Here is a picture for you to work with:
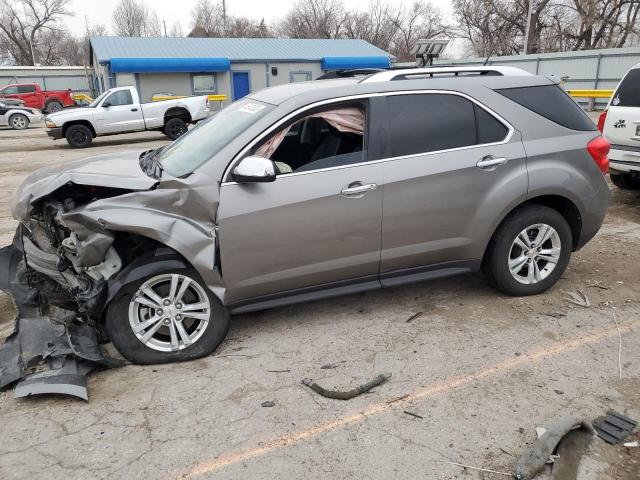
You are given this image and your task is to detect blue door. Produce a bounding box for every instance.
[232,72,250,101]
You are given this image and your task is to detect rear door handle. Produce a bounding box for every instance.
[476,156,508,170]
[341,182,377,198]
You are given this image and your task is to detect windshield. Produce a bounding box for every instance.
[89,90,110,108]
[159,98,274,177]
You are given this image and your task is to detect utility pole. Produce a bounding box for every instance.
[523,0,534,55]
[222,0,227,37]
[163,20,167,37]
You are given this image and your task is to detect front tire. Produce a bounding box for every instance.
[610,172,640,190]
[9,113,29,130]
[65,124,93,148]
[164,117,187,140]
[483,205,572,296]
[105,268,229,364]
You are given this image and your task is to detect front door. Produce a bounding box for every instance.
[379,92,528,283]
[217,101,383,305]
[232,72,250,101]
[95,89,144,134]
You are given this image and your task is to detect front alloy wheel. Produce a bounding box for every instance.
[106,267,229,364]
[508,224,561,285]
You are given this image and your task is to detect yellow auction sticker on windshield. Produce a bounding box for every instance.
[239,103,266,114]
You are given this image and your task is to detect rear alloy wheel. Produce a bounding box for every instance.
[106,269,229,364]
[65,124,93,148]
[164,117,187,140]
[610,172,640,190]
[9,113,29,130]
[483,205,572,296]
[46,101,63,113]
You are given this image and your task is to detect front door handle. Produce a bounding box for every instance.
[340,181,377,198]
[476,156,508,170]
[131,108,139,112]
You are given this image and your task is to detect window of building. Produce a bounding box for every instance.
[104,90,133,106]
[290,72,312,83]
[193,74,217,94]
[387,94,477,157]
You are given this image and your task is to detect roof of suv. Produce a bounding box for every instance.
[249,66,556,106]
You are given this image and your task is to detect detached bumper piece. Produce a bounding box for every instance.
[0,317,123,400]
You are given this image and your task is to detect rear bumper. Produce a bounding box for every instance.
[46,127,63,140]
[609,144,640,172]
[575,175,610,251]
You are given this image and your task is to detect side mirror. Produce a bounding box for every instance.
[102,101,111,108]
[232,155,276,183]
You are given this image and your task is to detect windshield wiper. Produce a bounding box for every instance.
[139,147,164,179]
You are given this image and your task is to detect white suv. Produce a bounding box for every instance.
[600,63,640,189]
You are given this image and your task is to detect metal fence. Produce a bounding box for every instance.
[0,67,92,94]
[435,46,640,108]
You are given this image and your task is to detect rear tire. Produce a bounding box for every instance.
[163,117,187,140]
[46,100,63,113]
[610,172,640,190]
[8,113,29,130]
[482,205,572,296]
[105,268,229,364]
[65,124,93,148]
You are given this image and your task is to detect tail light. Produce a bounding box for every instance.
[597,109,607,132]
[587,136,610,174]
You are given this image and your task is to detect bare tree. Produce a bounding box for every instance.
[111,0,160,37]
[276,0,347,38]
[344,0,401,51]
[0,0,72,65]
[391,1,448,61]
[189,0,224,37]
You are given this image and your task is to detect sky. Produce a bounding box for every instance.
[66,0,456,37]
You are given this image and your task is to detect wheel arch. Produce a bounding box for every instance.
[62,120,97,138]
[483,194,582,265]
[164,107,191,125]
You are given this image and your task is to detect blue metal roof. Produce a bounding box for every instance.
[90,36,391,64]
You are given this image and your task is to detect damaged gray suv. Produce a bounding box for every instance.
[1,66,610,367]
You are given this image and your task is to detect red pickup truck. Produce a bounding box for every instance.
[0,83,75,113]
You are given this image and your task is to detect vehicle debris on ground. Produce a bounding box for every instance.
[302,373,391,400]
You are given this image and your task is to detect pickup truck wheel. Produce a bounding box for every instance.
[46,100,63,113]
[164,118,187,140]
[65,124,93,148]
[610,172,640,190]
[9,113,29,130]
[105,269,229,364]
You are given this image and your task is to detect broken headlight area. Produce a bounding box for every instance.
[0,187,131,400]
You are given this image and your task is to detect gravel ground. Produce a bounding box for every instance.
[0,124,638,480]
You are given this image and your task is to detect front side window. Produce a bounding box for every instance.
[193,74,216,94]
[253,103,367,174]
[104,90,133,107]
[612,68,640,108]
[1,86,19,95]
[388,94,477,157]
[159,98,273,177]
[18,85,36,93]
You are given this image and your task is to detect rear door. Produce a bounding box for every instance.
[95,89,144,134]
[605,68,640,165]
[379,92,527,284]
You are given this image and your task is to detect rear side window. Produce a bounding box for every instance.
[18,85,36,93]
[388,94,476,157]
[496,85,596,131]
[612,69,640,107]
[475,105,508,144]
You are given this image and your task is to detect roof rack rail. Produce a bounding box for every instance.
[361,66,532,83]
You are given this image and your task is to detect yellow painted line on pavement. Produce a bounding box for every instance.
[174,318,638,478]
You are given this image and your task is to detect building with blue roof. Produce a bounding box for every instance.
[89,36,392,104]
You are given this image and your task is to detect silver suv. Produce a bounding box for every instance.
[1,67,610,364]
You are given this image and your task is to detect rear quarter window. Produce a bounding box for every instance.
[612,68,640,107]
[496,85,596,131]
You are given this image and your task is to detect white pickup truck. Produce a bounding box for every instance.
[45,86,210,148]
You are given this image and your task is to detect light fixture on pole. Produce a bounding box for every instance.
[412,38,450,67]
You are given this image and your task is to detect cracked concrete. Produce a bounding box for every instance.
[0,124,639,479]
